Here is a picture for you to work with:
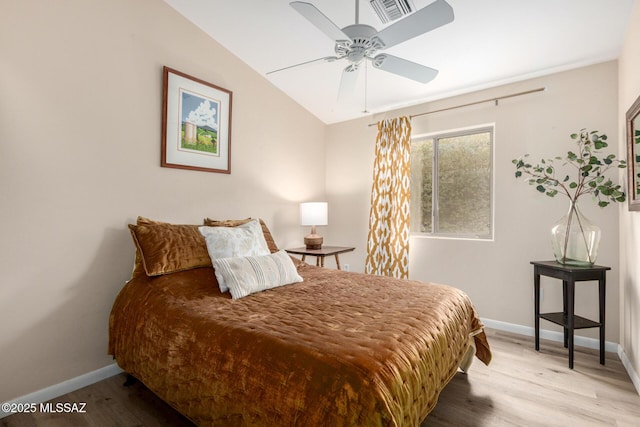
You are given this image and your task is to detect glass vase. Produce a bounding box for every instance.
[550,200,601,266]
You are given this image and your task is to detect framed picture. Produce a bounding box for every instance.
[626,93,640,211]
[161,66,232,174]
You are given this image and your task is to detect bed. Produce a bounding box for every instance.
[108,217,491,426]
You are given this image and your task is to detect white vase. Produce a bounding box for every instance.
[550,200,601,266]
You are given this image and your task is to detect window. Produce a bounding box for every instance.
[410,126,493,239]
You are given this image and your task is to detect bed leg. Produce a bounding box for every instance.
[123,374,138,387]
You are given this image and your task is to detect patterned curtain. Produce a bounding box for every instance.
[365,117,412,278]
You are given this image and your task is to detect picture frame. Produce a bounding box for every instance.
[626,93,640,211]
[161,66,232,174]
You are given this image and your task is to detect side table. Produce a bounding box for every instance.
[531,260,609,369]
[285,246,355,270]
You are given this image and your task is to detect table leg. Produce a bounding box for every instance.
[563,280,568,348]
[335,254,341,270]
[599,275,606,365]
[534,269,540,351]
[319,256,324,267]
[567,279,575,369]
[301,255,306,263]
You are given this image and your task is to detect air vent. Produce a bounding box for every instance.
[369,0,415,24]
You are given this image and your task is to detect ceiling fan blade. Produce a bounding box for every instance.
[337,65,359,101]
[375,0,454,49]
[267,56,339,75]
[371,54,438,83]
[290,2,350,42]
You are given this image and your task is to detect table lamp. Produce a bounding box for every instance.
[300,202,328,249]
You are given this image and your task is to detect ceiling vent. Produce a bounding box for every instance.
[369,0,415,24]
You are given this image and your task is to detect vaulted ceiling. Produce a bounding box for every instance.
[165,0,635,124]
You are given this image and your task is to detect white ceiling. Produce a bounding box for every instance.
[164,0,635,124]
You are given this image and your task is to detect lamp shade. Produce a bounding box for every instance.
[300,202,328,226]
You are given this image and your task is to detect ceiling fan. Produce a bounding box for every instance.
[267,0,455,99]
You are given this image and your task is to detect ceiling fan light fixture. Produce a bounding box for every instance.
[370,0,415,24]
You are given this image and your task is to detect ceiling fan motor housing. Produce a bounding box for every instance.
[336,24,385,65]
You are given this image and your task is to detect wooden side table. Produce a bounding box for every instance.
[285,246,355,270]
[531,260,609,369]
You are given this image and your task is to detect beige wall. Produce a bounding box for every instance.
[0,0,326,402]
[326,62,621,341]
[619,0,640,389]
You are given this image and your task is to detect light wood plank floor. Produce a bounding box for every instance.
[425,329,640,426]
[2,329,639,426]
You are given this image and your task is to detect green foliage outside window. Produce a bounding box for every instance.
[411,129,493,238]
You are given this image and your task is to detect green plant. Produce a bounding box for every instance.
[512,129,626,206]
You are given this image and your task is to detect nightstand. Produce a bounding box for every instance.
[285,246,355,270]
[531,260,609,369]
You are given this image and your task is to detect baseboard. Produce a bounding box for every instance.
[480,317,618,353]
[618,345,640,395]
[0,363,123,419]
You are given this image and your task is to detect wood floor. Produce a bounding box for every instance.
[425,329,640,426]
[2,329,639,426]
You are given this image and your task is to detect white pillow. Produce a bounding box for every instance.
[213,250,303,300]
[199,219,270,292]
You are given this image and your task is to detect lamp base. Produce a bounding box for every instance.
[304,234,323,250]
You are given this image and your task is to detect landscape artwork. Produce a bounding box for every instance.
[161,66,232,174]
[179,90,220,156]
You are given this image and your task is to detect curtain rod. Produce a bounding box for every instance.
[366,87,546,127]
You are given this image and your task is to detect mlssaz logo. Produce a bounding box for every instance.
[39,402,87,413]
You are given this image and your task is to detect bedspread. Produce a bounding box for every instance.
[109,261,490,426]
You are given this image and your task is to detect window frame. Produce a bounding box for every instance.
[410,125,495,241]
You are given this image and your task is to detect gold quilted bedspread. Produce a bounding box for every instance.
[108,261,491,426]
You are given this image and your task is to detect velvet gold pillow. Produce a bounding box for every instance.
[131,216,174,278]
[136,216,167,226]
[128,220,211,277]
[213,250,303,299]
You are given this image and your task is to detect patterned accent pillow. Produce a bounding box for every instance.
[203,217,279,253]
[199,219,271,292]
[213,250,303,299]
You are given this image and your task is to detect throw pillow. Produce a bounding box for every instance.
[213,250,303,299]
[199,219,271,292]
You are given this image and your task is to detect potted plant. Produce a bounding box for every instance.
[512,129,626,265]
